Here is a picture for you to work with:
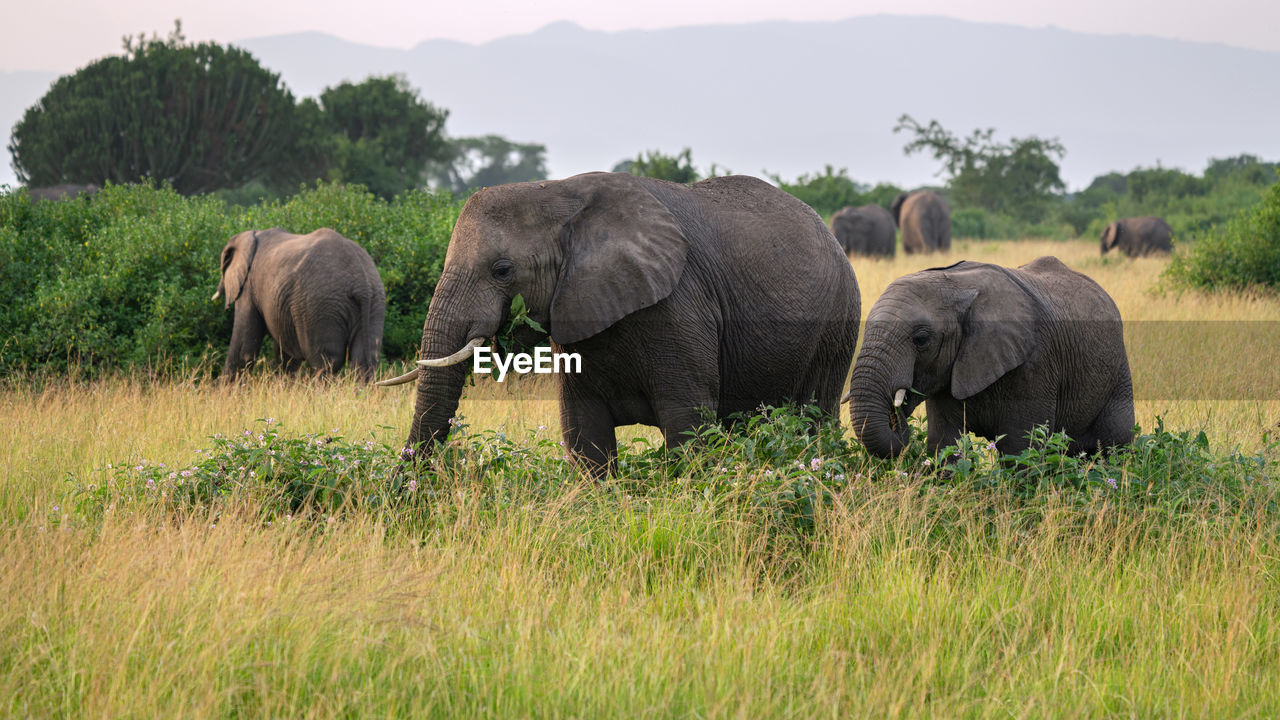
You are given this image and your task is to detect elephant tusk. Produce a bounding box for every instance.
[375,368,420,387]
[417,337,486,368]
[841,389,854,404]
[893,388,907,408]
[211,291,221,301]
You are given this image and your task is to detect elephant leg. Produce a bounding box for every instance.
[302,331,348,375]
[925,400,965,456]
[280,352,305,375]
[348,317,382,382]
[798,329,858,425]
[559,386,618,478]
[991,397,1058,455]
[224,303,268,378]
[1074,383,1136,455]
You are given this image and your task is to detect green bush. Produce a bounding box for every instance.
[1164,181,1280,291]
[0,182,461,377]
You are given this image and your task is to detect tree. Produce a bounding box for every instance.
[9,21,299,195]
[427,135,548,194]
[616,148,700,183]
[770,165,903,218]
[316,75,450,199]
[893,114,1066,222]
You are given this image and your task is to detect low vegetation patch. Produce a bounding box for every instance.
[0,182,461,377]
[1165,179,1280,291]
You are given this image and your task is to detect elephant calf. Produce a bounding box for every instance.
[214,228,385,380]
[847,256,1134,457]
[1101,216,1173,257]
[830,204,895,258]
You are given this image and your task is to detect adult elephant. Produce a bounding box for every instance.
[830,204,895,258]
[891,191,951,254]
[1100,216,1172,257]
[381,172,862,473]
[213,228,385,381]
[846,257,1133,457]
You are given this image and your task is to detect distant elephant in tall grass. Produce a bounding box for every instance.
[830,204,895,258]
[1100,216,1172,257]
[891,191,951,253]
[213,228,385,381]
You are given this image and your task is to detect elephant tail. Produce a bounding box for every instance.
[349,287,385,381]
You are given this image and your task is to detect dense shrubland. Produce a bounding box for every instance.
[1164,177,1280,290]
[0,183,460,376]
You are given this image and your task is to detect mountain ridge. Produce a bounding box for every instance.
[4,15,1278,190]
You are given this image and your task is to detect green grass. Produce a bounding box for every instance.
[3,238,1280,717]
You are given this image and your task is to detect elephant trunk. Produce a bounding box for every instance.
[847,344,914,459]
[404,276,495,459]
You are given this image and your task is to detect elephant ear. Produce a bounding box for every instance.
[890,193,908,226]
[948,265,1042,400]
[1102,223,1119,252]
[218,231,258,308]
[549,173,690,344]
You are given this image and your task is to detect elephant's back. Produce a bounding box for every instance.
[1018,256,1121,324]
[1126,216,1173,253]
[284,230,381,290]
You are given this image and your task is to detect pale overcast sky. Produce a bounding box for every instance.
[5,0,1277,71]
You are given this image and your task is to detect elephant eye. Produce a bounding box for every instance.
[490,260,515,281]
[911,330,931,349]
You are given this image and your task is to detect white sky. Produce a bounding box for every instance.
[6,0,1278,72]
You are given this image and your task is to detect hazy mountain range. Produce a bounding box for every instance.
[4,15,1278,191]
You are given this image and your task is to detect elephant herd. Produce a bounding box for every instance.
[216,171,1155,474]
[829,193,1172,260]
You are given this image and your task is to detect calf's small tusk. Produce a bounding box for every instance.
[417,337,486,368]
[893,388,906,408]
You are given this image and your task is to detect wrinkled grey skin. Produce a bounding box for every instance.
[1101,216,1173,257]
[848,256,1133,458]
[830,204,895,258]
[28,184,99,202]
[891,191,951,254]
[215,228,385,381]
[403,172,862,474]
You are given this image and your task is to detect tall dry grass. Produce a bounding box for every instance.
[3,237,1279,717]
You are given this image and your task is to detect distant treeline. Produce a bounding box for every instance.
[8,22,547,202]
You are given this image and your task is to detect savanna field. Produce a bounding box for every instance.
[3,217,1279,718]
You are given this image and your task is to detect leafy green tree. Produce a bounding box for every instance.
[617,148,701,183]
[771,165,902,219]
[1165,179,1280,290]
[9,22,300,195]
[315,75,450,199]
[1204,154,1280,186]
[428,135,548,194]
[771,165,862,218]
[894,114,1066,223]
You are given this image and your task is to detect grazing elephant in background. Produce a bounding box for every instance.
[1101,216,1172,257]
[891,191,951,253]
[379,172,862,474]
[214,228,385,381]
[846,256,1133,458]
[830,204,896,258]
